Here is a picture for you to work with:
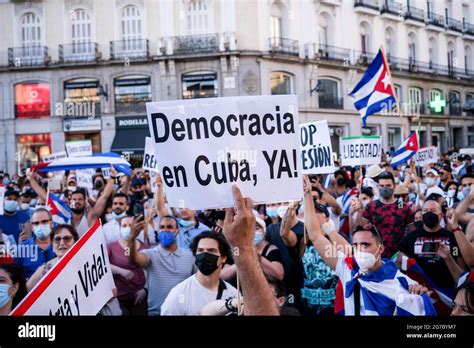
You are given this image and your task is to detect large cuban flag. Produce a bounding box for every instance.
[349,49,396,126]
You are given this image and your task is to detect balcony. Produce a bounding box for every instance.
[404,6,425,24]
[8,46,49,67]
[449,104,462,116]
[110,39,149,60]
[269,37,299,56]
[463,21,474,36]
[386,55,410,71]
[173,34,219,55]
[59,42,99,63]
[381,1,403,19]
[307,43,350,62]
[354,0,380,14]
[446,17,463,33]
[319,95,344,109]
[426,12,445,28]
[354,51,377,65]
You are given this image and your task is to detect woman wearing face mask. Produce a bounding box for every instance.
[26,224,79,291]
[0,263,27,315]
[444,182,460,209]
[107,216,148,316]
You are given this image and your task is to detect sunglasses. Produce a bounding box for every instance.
[53,235,74,245]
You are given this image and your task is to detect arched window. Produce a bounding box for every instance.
[318,78,342,109]
[270,2,283,47]
[20,12,42,61]
[319,13,332,47]
[408,87,423,114]
[71,9,92,54]
[121,5,143,52]
[384,27,396,61]
[186,0,209,35]
[465,45,472,73]
[428,37,437,68]
[360,22,371,54]
[447,41,456,73]
[408,33,417,63]
[270,72,293,95]
[448,90,461,115]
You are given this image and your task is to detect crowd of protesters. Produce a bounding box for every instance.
[0,150,473,316]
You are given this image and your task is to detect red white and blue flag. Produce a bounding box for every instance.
[47,192,72,226]
[390,132,419,168]
[349,49,396,126]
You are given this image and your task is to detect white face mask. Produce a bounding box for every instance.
[105,213,114,222]
[394,177,400,184]
[447,189,456,198]
[362,199,370,208]
[20,203,30,211]
[424,177,435,187]
[277,205,289,219]
[120,227,131,240]
[354,246,381,273]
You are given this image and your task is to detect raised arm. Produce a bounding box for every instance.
[279,202,298,247]
[223,185,280,316]
[154,172,169,218]
[26,170,47,201]
[455,184,474,225]
[128,215,150,268]
[88,167,117,224]
[447,210,474,268]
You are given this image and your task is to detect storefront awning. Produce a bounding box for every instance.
[110,128,150,155]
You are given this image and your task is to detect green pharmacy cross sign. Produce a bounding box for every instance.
[429,95,446,113]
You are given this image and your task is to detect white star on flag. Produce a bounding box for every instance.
[381,72,390,90]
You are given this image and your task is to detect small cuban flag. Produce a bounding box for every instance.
[47,192,73,226]
[390,132,419,168]
[349,49,396,127]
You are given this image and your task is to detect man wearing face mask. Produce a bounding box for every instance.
[0,189,30,244]
[129,215,195,316]
[359,171,414,258]
[128,178,148,216]
[161,231,238,315]
[175,208,211,251]
[103,193,131,244]
[398,200,467,314]
[303,176,435,315]
[420,169,444,201]
[455,174,474,225]
[17,191,34,218]
[15,208,55,279]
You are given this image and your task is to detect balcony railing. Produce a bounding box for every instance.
[319,95,344,109]
[316,44,351,62]
[463,20,474,35]
[59,42,98,63]
[354,0,380,11]
[173,34,219,55]
[269,37,299,56]
[354,50,377,65]
[386,55,410,70]
[381,1,403,16]
[182,89,218,99]
[8,45,48,66]
[426,12,445,27]
[404,6,425,22]
[449,104,462,116]
[110,39,149,60]
[446,17,463,32]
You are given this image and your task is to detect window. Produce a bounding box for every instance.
[384,27,396,61]
[64,79,100,117]
[429,89,443,114]
[360,22,370,53]
[428,38,437,67]
[186,0,209,35]
[388,127,402,150]
[182,72,218,99]
[318,78,342,109]
[20,12,42,61]
[121,5,143,52]
[465,93,474,116]
[70,9,92,54]
[408,87,423,114]
[114,76,151,113]
[465,45,471,73]
[15,83,50,118]
[17,134,51,171]
[448,90,461,115]
[408,33,416,63]
[319,13,331,47]
[270,3,282,40]
[270,72,293,95]
[447,42,455,72]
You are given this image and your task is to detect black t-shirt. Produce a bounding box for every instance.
[266,221,304,302]
[398,227,462,289]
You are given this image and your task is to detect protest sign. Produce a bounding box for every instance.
[143,137,159,193]
[0,184,5,215]
[340,136,382,166]
[76,169,95,189]
[11,220,115,316]
[415,146,438,167]
[65,140,93,158]
[300,120,335,174]
[146,95,302,209]
[42,151,68,163]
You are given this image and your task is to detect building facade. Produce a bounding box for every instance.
[1,0,473,173]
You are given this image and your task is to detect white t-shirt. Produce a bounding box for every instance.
[161,274,238,315]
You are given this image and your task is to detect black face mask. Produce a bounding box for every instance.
[195,252,219,276]
[214,210,226,221]
[336,177,346,186]
[134,191,145,200]
[422,212,439,228]
[414,220,423,231]
[94,181,104,190]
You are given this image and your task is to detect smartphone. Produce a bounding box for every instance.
[421,242,440,254]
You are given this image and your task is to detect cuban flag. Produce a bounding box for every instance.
[47,192,72,226]
[323,173,333,189]
[390,132,419,168]
[339,187,358,239]
[349,49,396,126]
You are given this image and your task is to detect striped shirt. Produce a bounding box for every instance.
[142,244,196,315]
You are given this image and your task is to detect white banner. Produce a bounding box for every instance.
[11,220,115,316]
[143,137,159,171]
[300,120,335,174]
[65,140,93,158]
[76,169,95,189]
[415,146,438,167]
[42,151,68,163]
[0,184,5,215]
[146,95,302,209]
[340,136,382,166]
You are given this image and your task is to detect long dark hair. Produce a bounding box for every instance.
[0,263,27,309]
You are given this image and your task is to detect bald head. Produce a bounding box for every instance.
[422,200,442,214]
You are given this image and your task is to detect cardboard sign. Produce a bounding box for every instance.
[11,220,115,316]
[42,151,68,163]
[300,120,335,174]
[146,95,302,209]
[65,140,93,158]
[76,169,95,189]
[340,136,382,166]
[415,146,438,167]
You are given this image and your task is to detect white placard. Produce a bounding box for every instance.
[340,136,382,166]
[65,140,93,158]
[142,137,159,171]
[415,146,438,167]
[42,151,68,163]
[300,120,335,174]
[76,169,95,189]
[146,95,302,209]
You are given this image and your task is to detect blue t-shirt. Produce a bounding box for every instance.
[15,237,56,279]
[17,207,35,219]
[0,211,30,243]
[176,222,211,251]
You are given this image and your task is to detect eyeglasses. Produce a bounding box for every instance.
[53,235,73,245]
[31,219,51,226]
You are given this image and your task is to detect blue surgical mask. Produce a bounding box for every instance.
[158,231,176,248]
[461,187,471,199]
[266,207,278,218]
[408,193,417,203]
[178,218,194,228]
[457,192,465,201]
[112,211,127,220]
[0,284,12,308]
[33,224,51,240]
[120,227,131,240]
[253,232,264,246]
[29,199,37,207]
[4,200,18,212]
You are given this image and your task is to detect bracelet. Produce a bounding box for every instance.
[453,227,463,233]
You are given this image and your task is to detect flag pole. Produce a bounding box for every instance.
[379,45,407,139]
